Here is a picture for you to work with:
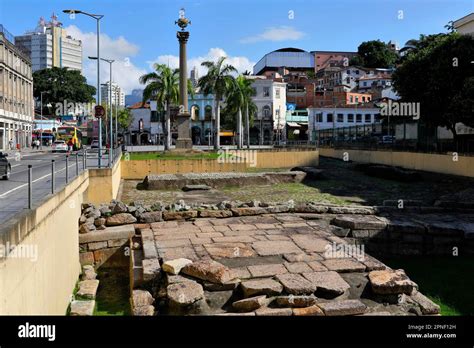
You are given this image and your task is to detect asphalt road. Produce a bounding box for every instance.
[0,149,110,222]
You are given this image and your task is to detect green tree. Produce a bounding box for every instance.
[139,64,194,149]
[198,57,237,149]
[223,75,257,148]
[117,108,133,131]
[33,67,96,116]
[392,32,474,141]
[350,40,398,68]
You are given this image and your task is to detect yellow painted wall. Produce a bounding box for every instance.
[0,172,88,315]
[319,148,474,177]
[120,149,319,179]
[86,160,122,204]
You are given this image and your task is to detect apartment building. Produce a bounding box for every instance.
[15,14,82,72]
[0,25,34,150]
[101,82,125,108]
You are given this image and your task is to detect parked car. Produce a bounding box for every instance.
[52,140,68,153]
[0,152,11,180]
[90,140,99,149]
[379,135,396,144]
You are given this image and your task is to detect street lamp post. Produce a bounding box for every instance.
[63,9,104,167]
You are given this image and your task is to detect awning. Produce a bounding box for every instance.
[287,122,301,128]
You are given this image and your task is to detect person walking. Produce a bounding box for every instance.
[67,139,73,153]
[9,138,13,150]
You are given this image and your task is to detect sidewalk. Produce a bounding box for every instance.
[4,147,51,157]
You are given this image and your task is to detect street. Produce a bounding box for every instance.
[0,149,109,222]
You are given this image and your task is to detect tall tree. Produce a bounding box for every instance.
[223,75,257,148]
[350,40,398,68]
[140,64,179,150]
[33,67,96,116]
[392,32,474,141]
[198,57,237,149]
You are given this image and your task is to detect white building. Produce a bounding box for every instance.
[358,74,392,92]
[15,14,82,72]
[453,12,474,35]
[101,82,125,108]
[308,106,381,139]
[0,25,34,150]
[250,76,287,143]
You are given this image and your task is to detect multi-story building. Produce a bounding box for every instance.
[15,14,82,72]
[190,66,199,88]
[101,82,125,108]
[308,105,381,136]
[253,47,314,76]
[312,51,357,72]
[0,25,34,150]
[358,74,393,92]
[250,76,287,144]
[189,93,215,145]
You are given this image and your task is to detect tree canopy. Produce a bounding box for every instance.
[392,32,474,137]
[350,40,398,68]
[33,67,96,115]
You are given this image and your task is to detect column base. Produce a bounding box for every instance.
[176,138,193,149]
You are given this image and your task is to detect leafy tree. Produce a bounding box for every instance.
[392,32,474,140]
[117,108,133,131]
[223,75,257,148]
[198,57,237,149]
[350,40,398,68]
[33,67,96,116]
[139,64,194,149]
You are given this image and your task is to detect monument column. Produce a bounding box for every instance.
[175,9,192,149]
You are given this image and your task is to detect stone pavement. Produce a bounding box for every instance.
[133,213,442,316]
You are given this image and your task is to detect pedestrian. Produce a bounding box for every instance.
[67,139,73,152]
[9,138,13,150]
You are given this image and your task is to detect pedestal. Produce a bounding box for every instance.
[175,112,192,149]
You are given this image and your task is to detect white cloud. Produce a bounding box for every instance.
[240,26,305,44]
[65,25,146,94]
[148,48,255,78]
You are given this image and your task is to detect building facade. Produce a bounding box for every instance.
[453,12,474,35]
[101,82,125,107]
[308,106,381,140]
[0,25,34,150]
[189,93,215,145]
[253,48,314,75]
[250,77,287,144]
[15,14,82,72]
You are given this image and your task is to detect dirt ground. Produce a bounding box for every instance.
[120,157,474,206]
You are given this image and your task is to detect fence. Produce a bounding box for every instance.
[314,124,474,156]
[0,146,122,223]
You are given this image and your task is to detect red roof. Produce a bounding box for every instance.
[128,101,150,109]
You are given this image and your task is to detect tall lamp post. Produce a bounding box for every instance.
[63,9,104,167]
[89,56,114,166]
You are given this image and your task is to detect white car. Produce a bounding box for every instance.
[52,140,68,153]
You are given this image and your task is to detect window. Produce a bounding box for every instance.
[365,114,371,123]
[362,96,366,102]
[327,113,333,123]
[337,113,344,123]
[355,70,359,74]
[350,96,353,103]
[347,70,350,74]
[263,105,271,118]
[355,97,359,103]
[356,114,362,123]
[204,105,212,120]
[375,113,381,123]
[348,114,354,123]
[316,113,323,122]
[263,87,270,97]
[275,88,280,99]
[192,105,200,120]
[363,82,367,86]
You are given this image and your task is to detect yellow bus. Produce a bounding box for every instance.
[56,126,83,150]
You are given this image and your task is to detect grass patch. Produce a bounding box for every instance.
[94,268,131,316]
[122,151,220,161]
[221,182,354,205]
[380,256,474,316]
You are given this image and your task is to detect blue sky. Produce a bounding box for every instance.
[1,0,472,93]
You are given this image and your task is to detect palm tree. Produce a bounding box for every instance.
[198,57,237,149]
[225,75,257,148]
[140,63,179,150]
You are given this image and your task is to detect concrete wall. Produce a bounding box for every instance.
[0,171,89,315]
[86,159,122,204]
[320,148,474,178]
[121,149,319,180]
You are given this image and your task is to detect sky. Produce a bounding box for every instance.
[1,0,472,94]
